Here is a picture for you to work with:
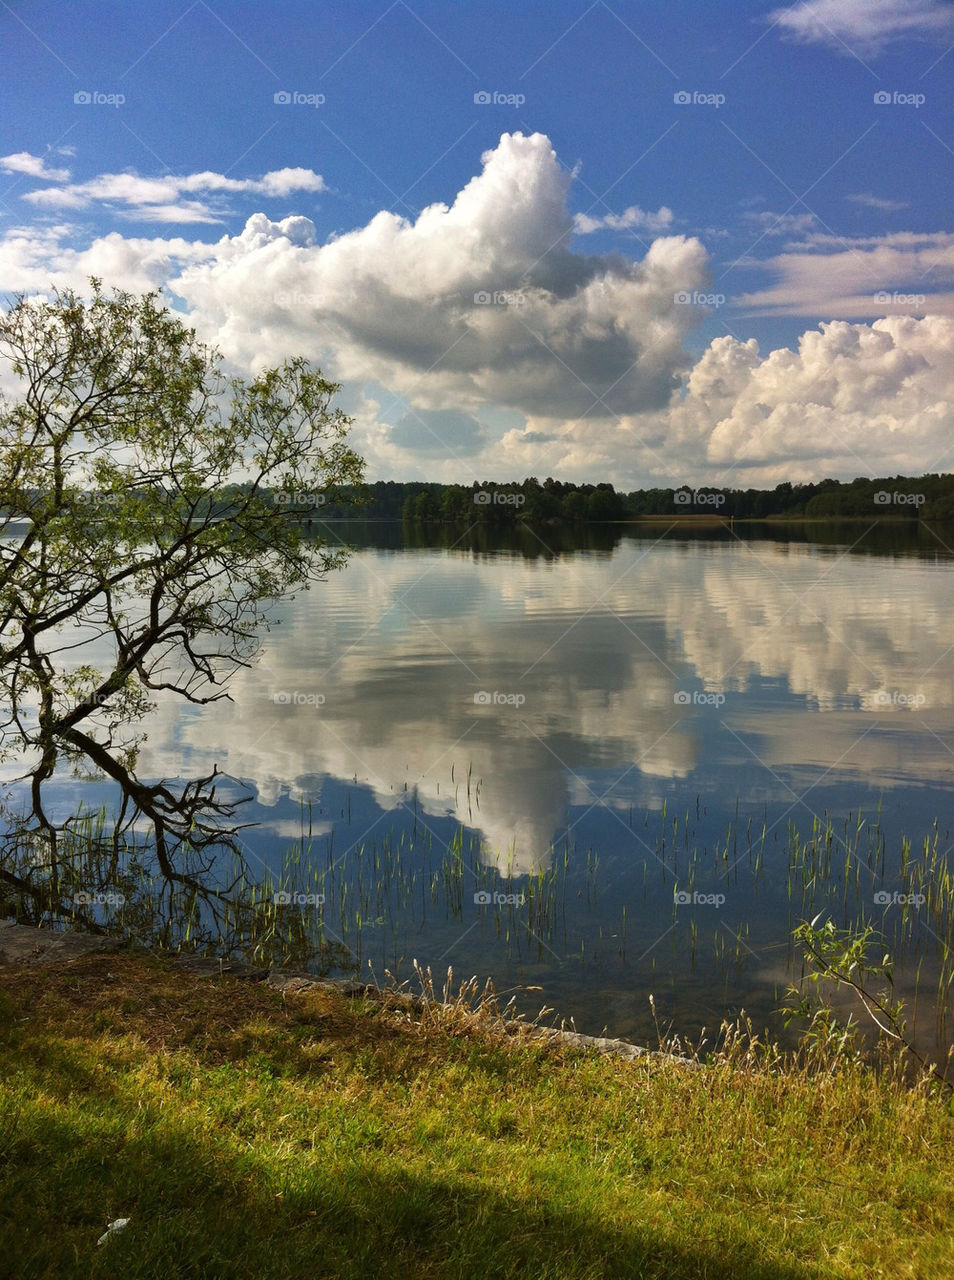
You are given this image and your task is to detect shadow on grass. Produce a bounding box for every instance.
[0,960,821,1278]
[3,1098,814,1280]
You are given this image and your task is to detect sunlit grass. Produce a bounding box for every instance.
[2,950,954,1279]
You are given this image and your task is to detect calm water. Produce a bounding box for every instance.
[13,521,954,1050]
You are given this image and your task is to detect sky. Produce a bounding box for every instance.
[1,0,953,489]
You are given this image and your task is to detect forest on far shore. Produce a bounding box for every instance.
[20,473,952,525]
[309,473,954,523]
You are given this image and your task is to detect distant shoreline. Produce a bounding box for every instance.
[309,513,942,524]
[625,513,937,523]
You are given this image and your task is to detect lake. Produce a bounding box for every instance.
[12,519,954,1053]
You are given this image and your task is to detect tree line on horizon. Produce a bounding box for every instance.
[309,473,954,523]
[20,473,954,525]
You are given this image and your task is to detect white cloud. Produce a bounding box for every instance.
[119,202,229,225]
[469,313,954,488]
[0,223,216,297]
[1,151,71,183]
[770,0,954,54]
[1,131,952,489]
[22,166,326,224]
[666,314,954,483]
[176,167,326,198]
[742,210,819,237]
[846,193,909,212]
[172,133,709,422]
[574,204,674,235]
[734,231,954,317]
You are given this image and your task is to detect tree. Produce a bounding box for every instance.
[0,281,363,911]
[585,485,623,521]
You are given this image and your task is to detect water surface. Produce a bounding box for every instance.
[12,520,954,1051]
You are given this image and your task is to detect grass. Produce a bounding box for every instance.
[2,951,953,1278]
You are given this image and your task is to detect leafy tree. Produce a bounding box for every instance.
[0,281,363,905]
[561,490,587,521]
[585,485,623,521]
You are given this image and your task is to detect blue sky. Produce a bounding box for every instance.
[1,0,953,487]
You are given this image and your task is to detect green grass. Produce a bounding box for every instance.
[1,952,953,1278]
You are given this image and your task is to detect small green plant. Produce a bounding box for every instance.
[783,914,953,1088]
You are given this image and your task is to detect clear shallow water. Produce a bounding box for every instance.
[10,521,954,1051]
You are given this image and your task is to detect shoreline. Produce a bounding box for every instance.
[0,919,695,1068]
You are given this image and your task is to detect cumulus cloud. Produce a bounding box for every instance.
[0,130,950,489]
[0,223,217,297]
[484,313,954,488]
[22,167,326,223]
[573,204,674,235]
[172,133,709,423]
[668,315,954,483]
[1,151,71,183]
[770,0,954,53]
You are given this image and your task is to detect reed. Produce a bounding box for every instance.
[2,782,952,1061]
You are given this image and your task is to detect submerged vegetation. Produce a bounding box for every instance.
[2,789,953,1073]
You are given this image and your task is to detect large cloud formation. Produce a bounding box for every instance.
[172,132,708,425]
[1,131,951,486]
[669,315,954,483]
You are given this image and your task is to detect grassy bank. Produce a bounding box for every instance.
[2,951,953,1279]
